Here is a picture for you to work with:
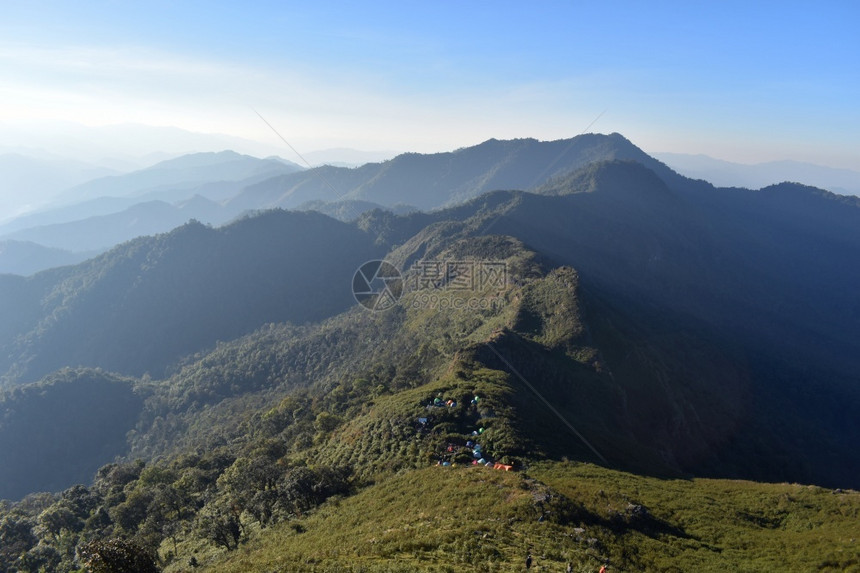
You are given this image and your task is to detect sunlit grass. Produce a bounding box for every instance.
[197,461,860,572]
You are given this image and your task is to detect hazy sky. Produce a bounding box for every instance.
[1,1,858,168]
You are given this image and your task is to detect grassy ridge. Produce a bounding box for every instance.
[199,462,859,572]
[533,463,860,572]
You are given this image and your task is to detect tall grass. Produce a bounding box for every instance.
[193,462,859,572]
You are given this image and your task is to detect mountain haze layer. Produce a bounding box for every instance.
[0,153,119,223]
[3,134,669,274]
[656,152,860,196]
[4,133,830,276]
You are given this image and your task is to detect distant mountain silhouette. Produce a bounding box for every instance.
[0,240,91,276]
[0,152,307,268]
[301,147,400,167]
[2,197,227,252]
[1,134,672,272]
[0,210,383,384]
[228,133,672,212]
[295,199,418,221]
[0,153,118,222]
[55,150,303,204]
[655,152,860,196]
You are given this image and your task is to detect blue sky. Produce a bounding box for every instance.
[1,1,858,168]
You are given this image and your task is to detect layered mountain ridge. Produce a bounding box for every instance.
[0,134,686,270]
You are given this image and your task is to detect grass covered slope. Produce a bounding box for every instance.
[533,463,860,572]
[201,461,860,573]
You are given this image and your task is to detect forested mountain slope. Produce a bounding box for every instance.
[0,210,383,385]
[1,230,857,572]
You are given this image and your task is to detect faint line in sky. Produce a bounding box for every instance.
[252,108,343,199]
[580,108,607,134]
